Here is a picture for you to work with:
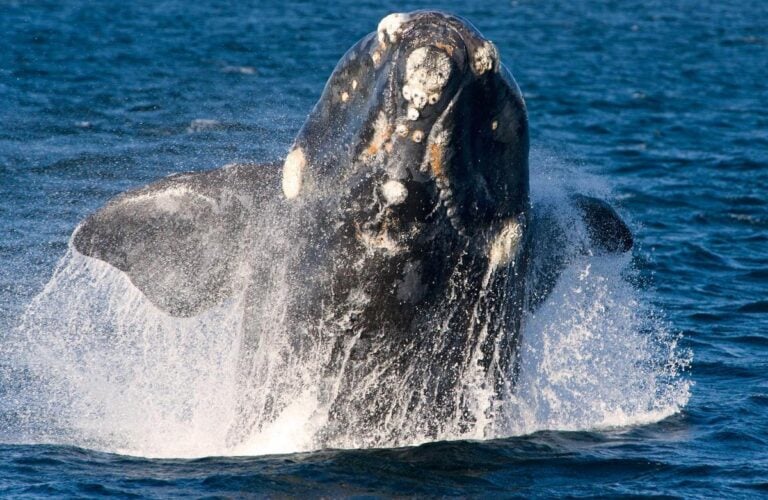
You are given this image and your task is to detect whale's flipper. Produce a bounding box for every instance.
[72,163,281,317]
[572,194,633,254]
[528,194,633,309]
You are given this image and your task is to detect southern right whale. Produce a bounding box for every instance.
[71,10,632,447]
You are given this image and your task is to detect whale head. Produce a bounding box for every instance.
[282,11,529,255]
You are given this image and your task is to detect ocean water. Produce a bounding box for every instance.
[0,0,766,497]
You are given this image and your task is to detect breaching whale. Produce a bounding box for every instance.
[72,11,632,447]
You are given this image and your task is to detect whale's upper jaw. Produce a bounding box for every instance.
[375,11,499,79]
[283,10,529,246]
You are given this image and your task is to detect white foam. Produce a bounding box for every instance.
[187,118,221,133]
[502,256,690,436]
[8,251,245,458]
[221,65,257,75]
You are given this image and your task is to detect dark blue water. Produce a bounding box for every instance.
[1,0,766,497]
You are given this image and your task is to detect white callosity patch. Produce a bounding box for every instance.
[377,12,411,44]
[432,127,449,147]
[373,111,389,138]
[281,148,306,199]
[403,47,452,110]
[472,41,498,75]
[484,216,525,287]
[381,180,408,206]
[405,86,427,109]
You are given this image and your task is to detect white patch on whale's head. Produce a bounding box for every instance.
[403,46,452,110]
[381,180,408,206]
[472,41,498,75]
[282,148,306,199]
[360,111,392,161]
[377,13,411,44]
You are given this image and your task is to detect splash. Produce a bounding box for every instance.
[506,257,690,434]
[1,155,690,458]
[4,252,245,457]
[502,154,691,436]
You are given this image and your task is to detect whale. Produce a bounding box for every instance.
[71,11,632,447]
